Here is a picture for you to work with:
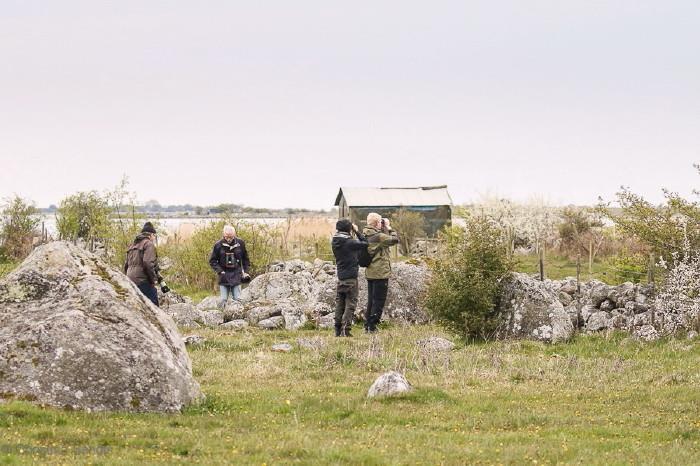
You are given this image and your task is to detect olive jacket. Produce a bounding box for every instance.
[362,226,399,280]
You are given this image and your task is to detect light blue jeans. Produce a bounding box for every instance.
[219,285,241,308]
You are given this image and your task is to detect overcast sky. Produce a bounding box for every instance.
[1,0,699,209]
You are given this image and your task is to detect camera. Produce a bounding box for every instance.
[160,281,171,294]
[225,253,238,269]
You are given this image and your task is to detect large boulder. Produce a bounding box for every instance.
[241,272,315,303]
[498,273,574,343]
[0,242,202,412]
[354,263,430,324]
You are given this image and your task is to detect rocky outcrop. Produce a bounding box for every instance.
[0,242,202,412]
[498,273,574,343]
[181,259,430,331]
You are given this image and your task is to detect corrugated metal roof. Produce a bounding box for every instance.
[335,186,453,207]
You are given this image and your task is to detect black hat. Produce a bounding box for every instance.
[141,222,157,234]
[336,218,352,233]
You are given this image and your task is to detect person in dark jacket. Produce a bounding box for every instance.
[331,218,368,337]
[209,225,250,308]
[124,222,161,306]
[362,213,399,333]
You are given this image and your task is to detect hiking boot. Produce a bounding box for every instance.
[334,324,342,337]
[341,327,353,337]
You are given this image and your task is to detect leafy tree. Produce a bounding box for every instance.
[599,184,700,262]
[0,196,39,260]
[424,217,515,341]
[56,191,111,247]
[391,208,426,255]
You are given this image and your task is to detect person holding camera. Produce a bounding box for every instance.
[331,218,368,337]
[124,221,165,306]
[362,213,399,333]
[209,225,251,308]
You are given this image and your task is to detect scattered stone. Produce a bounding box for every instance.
[416,337,455,352]
[687,331,698,340]
[183,335,206,346]
[296,337,326,350]
[271,343,293,353]
[367,371,412,398]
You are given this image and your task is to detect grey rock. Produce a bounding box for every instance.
[196,295,221,311]
[599,299,615,312]
[166,303,203,328]
[416,337,455,352]
[367,371,412,398]
[281,306,308,330]
[183,335,206,346]
[296,337,326,350]
[242,272,315,303]
[317,313,335,329]
[220,319,249,330]
[687,331,698,340]
[0,241,202,412]
[247,304,284,324]
[222,300,246,322]
[497,273,574,343]
[271,342,293,352]
[158,289,191,310]
[634,324,660,342]
[258,316,285,329]
[558,291,573,306]
[199,310,224,327]
[587,311,611,332]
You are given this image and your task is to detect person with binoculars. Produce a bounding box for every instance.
[124,222,168,306]
[209,224,251,308]
[362,213,399,333]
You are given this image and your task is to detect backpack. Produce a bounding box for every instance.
[358,244,378,268]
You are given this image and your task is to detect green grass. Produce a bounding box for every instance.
[1,326,698,464]
[516,254,648,285]
[0,262,17,279]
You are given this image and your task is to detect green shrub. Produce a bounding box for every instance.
[424,217,515,341]
[0,196,40,261]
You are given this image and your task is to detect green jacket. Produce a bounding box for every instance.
[363,226,399,280]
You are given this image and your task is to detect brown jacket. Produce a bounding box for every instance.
[124,233,158,286]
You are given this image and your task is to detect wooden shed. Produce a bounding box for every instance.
[334,186,453,237]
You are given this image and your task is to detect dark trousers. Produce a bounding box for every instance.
[138,282,159,307]
[335,278,358,333]
[365,279,389,331]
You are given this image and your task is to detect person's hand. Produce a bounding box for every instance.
[220,271,225,275]
[382,218,391,230]
[352,223,358,232]
[242,272,250,279]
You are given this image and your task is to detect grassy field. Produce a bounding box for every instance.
[1,325,698,465]
[515,254,648,285]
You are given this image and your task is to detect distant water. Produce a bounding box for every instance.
[39,216,309,239]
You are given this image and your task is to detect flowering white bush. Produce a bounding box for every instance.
[463,195,560,254]
[654,238,700,334]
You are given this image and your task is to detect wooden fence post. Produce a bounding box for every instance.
[539,249,544,281]
[576,254,581,294]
